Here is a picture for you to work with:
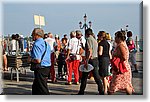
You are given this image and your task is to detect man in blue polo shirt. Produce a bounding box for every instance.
[30,28,51,95]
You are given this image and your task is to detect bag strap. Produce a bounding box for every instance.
[75,40,79,55]
[41,41,47,61]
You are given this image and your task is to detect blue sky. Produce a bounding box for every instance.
[3,0,142,40]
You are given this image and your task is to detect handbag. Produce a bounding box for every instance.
[69,40,80,61]
[111,57,127,74]
[30,42,47,71]
[69,53,77,61]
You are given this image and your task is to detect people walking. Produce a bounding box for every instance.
[126,31,138,73]
[57,38,68,79]
[65,31,81,85]
[2,40,8,71]
[106,33,113,89]
[109,31,134,95]
[76,30,86,81]
[54,34,61,65]
[78,28,104,95]
[30,28,51,95]
[98,31,111,95]
[45,32,57,83]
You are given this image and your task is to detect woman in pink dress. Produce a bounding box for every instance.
[109,31,134,95]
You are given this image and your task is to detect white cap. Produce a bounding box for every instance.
[20,34,24,38]
[55,34,59,38]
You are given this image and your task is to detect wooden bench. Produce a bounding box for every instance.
[7,54,30,82]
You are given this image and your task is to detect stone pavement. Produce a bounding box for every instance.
[1,52,143,95]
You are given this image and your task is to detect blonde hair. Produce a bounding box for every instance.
[106,33,111,40]
[70,31,76,37]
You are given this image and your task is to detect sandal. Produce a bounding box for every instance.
[4,68,9,71]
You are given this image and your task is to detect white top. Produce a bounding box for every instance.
[68,37,81,54]
[107,40,113,51]
[45,37,56,52]
[10,39,19,51]
[80,36,86,48]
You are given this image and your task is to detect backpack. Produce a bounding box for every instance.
[126,38,137,53]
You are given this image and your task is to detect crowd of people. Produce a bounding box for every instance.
[2,33,28,71]
[2,27,139,95]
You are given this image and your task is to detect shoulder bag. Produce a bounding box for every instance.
[30,42,47,71]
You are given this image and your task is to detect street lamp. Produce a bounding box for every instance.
[79,14,92,32]
[125,25,129,36]
[125,24,129,32]
[121,24,129,34]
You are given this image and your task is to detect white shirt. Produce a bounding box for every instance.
[80,36,86,48]
[10,39,19,51]
[45,37,56,53]
[68,37,81,54]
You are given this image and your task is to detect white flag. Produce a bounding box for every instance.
[34,15,45,26]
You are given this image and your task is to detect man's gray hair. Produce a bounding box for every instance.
[33,28,44,38]
[76,30,82,35]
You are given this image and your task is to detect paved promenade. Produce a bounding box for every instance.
[2,52,143,95]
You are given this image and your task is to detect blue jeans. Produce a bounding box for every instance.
[78,58,104,94]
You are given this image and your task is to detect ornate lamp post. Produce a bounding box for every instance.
[125,24,129,32]
[79,14,92,32]
[121,24,129,34]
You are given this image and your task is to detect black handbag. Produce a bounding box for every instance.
[69,40,79,61]
[30,42,47,71]
[69,53,77,61]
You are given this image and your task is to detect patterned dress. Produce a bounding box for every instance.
[109,42,134,93]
